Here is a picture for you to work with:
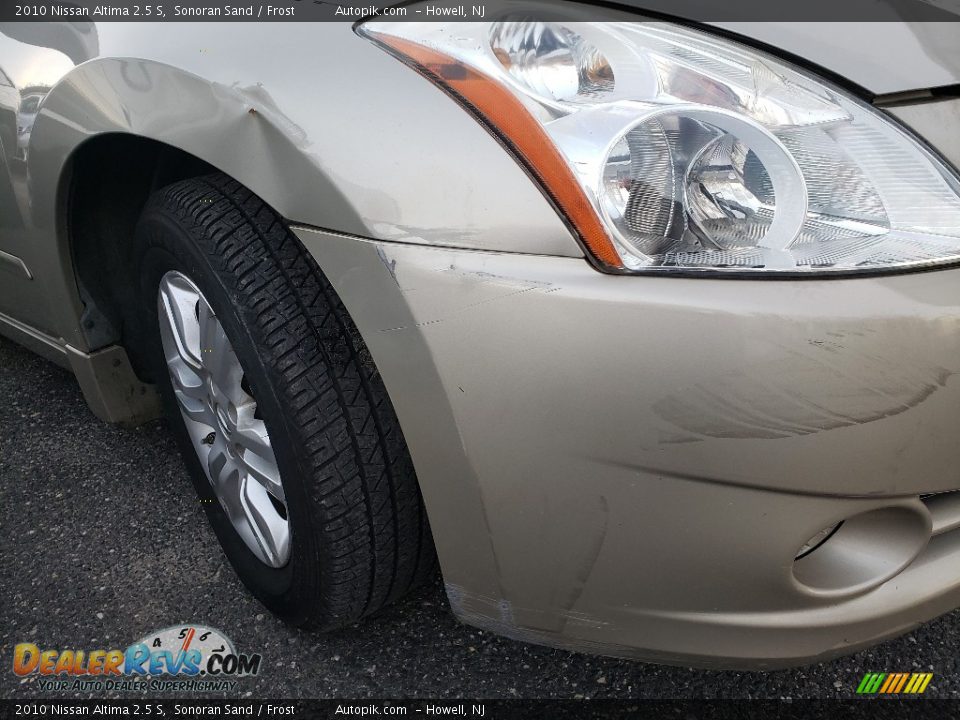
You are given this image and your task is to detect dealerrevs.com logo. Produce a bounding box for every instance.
[13,625,262,693]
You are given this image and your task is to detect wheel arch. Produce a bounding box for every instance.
[31,55,366,353]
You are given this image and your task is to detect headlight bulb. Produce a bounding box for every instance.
[598,108,807,269]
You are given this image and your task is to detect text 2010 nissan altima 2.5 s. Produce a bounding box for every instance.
[3,8,960,670]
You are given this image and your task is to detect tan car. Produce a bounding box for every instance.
[2,10,960,669]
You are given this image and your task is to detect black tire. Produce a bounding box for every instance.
[135,173,436,629]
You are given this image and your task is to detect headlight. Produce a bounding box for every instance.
[360,13,960,275]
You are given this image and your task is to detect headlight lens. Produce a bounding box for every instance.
[489,22,615,105]
[361,15,960,275]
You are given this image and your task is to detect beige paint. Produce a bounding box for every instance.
[289,226,960,667]
[1,19,960,668]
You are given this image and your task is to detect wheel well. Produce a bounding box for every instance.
[68,133,215,380]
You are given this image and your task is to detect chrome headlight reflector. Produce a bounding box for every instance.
[361,15,960,275]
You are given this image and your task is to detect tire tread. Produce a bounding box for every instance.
[143,174,435,628]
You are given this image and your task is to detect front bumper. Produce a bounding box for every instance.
[297,226,960,668]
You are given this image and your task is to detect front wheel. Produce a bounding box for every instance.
[135,173,435,629]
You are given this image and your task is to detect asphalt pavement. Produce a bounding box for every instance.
[1,334,958,699]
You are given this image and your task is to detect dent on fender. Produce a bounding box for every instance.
[0,20,582,348]
[37,60,363,231]
[44,22,578,252]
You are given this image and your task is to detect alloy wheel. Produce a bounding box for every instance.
[157,270,291,567]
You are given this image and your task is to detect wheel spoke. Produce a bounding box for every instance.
[233,421,272,457]
[167,357,205,400]
[158,276,202,367]
[232,404,284,500]
[159,274,214,427]
[206,435,238,492]
[166,359,213,425]
[240,475,291,567]
[240,447,284,502]
[178,394,214,427]
[198,305,247,406]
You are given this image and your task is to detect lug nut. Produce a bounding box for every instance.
[202,432,216,445]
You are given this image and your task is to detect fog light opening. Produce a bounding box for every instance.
[795,521,843,560]
[792,505,931,598]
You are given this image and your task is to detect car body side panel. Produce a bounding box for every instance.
[0,22,582,350]
[0,33,59,337]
